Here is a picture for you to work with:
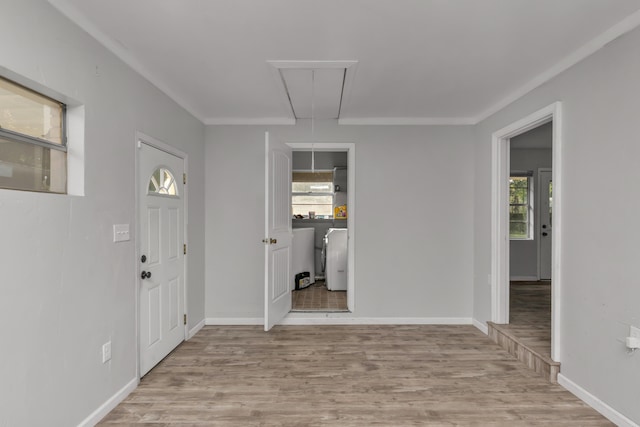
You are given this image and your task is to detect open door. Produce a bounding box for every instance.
[264,131,292,331]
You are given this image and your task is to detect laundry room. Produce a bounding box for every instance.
[291,150,349,311]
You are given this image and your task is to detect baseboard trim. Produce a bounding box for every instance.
[77,377,138,427]
[280,316,473,325]
[188,318,206,339]
[206,317,263,325]
[205,316,473,326]
[510,276,539,281]
[472,318,489,334]
[558,374,638,427]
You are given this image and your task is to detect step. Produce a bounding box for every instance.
[487,321,560,383]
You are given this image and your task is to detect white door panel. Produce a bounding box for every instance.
[264,131,292,331]
[139,142,185,376]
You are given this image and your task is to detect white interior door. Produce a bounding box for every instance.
[139,142,185,376]
[264,131,292,331]
[539,169,553,280]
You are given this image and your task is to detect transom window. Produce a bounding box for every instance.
[509,173,533,239]
[0,76,67,193]
[148,167,178,196]
[292,171,333,218]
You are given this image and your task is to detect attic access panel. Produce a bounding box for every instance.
[268,61,358,121]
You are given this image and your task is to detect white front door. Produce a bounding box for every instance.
[138,142,185,376]
[264,131,292,331]
[539,169,552,280]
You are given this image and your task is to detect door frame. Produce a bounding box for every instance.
[134,131,189,378]
[287,142,356,312]
[490,102,562,361]
[537,167,553,280]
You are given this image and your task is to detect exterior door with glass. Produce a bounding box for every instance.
[539,169,552,280]
[138,141,185,376]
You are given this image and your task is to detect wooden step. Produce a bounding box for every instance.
[487,321,560,383]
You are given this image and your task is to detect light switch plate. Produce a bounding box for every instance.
[102,341,112,363]
[113,224,130,242]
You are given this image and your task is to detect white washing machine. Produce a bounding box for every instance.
[323,228,348,291]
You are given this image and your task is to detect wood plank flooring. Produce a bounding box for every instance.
[488,281,557,382]
[507,281,552,357]
[100,325,612,426]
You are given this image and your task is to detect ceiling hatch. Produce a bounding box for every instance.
[268,61,358,121]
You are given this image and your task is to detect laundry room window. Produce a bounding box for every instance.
[0,76,67,193]
[292,171,333,218]
[509,173,533,239]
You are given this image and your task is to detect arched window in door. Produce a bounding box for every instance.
[148,167,178,196]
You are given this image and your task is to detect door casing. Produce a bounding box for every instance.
[490,102,562,361]
[135,131,189,378]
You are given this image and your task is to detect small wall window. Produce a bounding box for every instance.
[292,171,333,218]
[148,167,178,196]
[509,172,534,239]
[0,76,67,193]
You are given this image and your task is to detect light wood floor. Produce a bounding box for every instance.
[291,280,348,311]
[100,325,612,426]
[505,281,552,357]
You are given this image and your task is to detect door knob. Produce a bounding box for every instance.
[141,255,147,263]
[542,232,548,237]
[542,225,547,229]
[270,238,277,244]
[141,271,151,279]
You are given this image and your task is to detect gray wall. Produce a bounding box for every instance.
[205,121,475,319]
[510,123,552,279]
[473,25,640,423]
[0,1,206,425]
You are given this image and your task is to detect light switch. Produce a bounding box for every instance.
[113,224,130,242]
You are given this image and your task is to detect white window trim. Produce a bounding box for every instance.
[509,174,534,241]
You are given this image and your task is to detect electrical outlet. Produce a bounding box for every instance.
[630,326,640,339]
[102,341,112,363]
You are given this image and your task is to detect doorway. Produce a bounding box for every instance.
[136,133,187,376]
[508,123,553,358]
[290,150,348,312]
[491,102,562,361]
[288,143,355,314]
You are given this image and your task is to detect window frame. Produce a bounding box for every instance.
[0,75,68,194]
[509,172,534,240]
[291,170,334,219]
[0,76,67,153]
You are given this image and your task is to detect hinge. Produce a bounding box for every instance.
[183,243,187,255]
[183,173,186,185]
[183,314,187,325]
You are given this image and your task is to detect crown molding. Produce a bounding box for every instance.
[338,117,476,126]
[48,1,640,128]
[475,8,640,123]
[47,0,207,123]
[204,117,296,125]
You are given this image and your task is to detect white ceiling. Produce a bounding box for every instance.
[49,0,640,125]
